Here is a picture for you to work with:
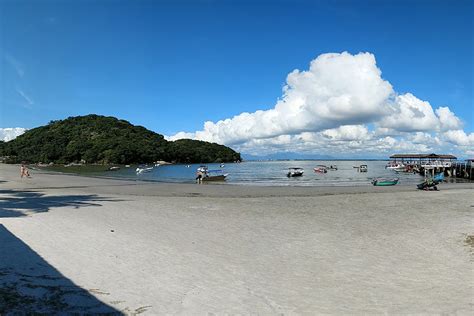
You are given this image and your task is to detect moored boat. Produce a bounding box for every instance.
[386,162,405,170]
[313,165,328,173]
[417,178,440,190]
[202,171,228,181]
[353,164,368,172]
[136,166,153,174]
[196,166,228,182]
[287,167,304,177]
[371,177,399,186]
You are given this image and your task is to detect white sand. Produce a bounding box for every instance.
[0,163,473,314]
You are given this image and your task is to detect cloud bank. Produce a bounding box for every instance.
[0,128,27,142]
[169,52,473,157]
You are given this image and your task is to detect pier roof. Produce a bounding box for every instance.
[390,153,457,159]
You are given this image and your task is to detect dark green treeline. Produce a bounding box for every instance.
[0,115,241,164]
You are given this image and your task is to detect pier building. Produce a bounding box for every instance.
[388,153,473,180]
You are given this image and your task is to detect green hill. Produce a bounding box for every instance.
[0,115,241,164]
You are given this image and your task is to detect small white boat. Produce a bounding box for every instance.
[136,166,153,174]
[313,165,327,173]
[287,167,304,177]
[386,162,405,171]
[353,165,368,172]
[196,166,228,182]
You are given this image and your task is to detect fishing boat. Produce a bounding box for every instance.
[136,166,153,174]
[202,170,228,181]
[394,167,410,173]
[287,167,304,177]
[353,164,368,172]
[371,177,399,186]
[392,165,407,172]
[313,165,328,173]
[196,166,228,182]
[417,178,440,190]
[385,162,405,170]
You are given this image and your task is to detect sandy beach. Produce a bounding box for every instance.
[0,163,473,314]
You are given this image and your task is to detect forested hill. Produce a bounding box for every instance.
[0,115,241,164]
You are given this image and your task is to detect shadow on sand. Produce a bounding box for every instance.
[0,189,123,218]
[0,224,121,314]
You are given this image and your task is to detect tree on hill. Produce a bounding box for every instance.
[1,115,241,164]
[165,139,241,163]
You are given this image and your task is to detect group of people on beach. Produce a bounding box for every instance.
[20,163,31,178]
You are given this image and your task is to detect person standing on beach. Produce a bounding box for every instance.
[20,164,25,178]
[20,163,31,178]
[196,170,203,183]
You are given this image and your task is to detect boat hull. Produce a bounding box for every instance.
[202,174,228,181]
[287,172,303,177]
[372,178,399,186]
[417,181,439,190]
[313,168,327,173]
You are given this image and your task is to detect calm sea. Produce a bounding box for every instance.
[62,160,468,187]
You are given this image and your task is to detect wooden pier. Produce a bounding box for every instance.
[389,154,474,180]
[453,159,474,180]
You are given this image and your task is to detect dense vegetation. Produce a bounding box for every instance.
[167,139,240,163]
[0,115,241,164]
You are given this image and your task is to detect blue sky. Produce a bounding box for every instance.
[1,0,473,156]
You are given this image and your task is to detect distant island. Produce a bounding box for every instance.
[0,114,241,164]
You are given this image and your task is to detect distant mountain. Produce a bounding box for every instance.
[0,114,241,164]
[242,152,336,161]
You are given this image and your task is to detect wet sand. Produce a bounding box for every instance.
[0,163,473,314]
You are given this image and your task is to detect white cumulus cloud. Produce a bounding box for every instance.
[171,52,394,145]
[435,106,463,131]
[153,51,473,157]
[443,130,474,147]
[0,128,27,142]
[322,125,369,141]
[379,93,439,132]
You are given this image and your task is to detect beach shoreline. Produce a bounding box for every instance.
[1,162,473,314]
[4,163,474,197]
[29,160,474,189]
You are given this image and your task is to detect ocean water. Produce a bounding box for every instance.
[75,160,463,187]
